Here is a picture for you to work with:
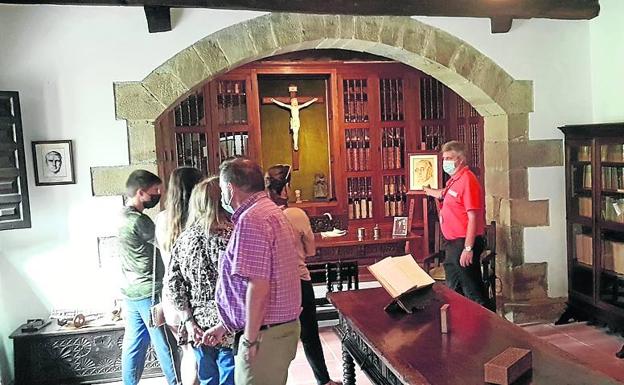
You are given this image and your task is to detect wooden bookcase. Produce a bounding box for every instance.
[155,55,484,258]
[559,123,624,329]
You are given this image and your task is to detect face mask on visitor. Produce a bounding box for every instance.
[221,187,235,214]
[143,194,161,209]
[442,160,457,176]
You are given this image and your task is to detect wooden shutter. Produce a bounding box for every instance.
[0,91,31,230]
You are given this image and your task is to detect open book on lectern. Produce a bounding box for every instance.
[367,255,435,314]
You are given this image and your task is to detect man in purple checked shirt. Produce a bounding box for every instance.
[202,157,301,385]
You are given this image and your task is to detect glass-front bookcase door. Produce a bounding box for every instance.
[567,140,594,298]
[598,140,624,309]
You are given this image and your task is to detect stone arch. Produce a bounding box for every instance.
[93,13,563,306]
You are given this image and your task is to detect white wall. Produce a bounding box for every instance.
[0,4,615,382]
[413,16,594,298]
[590,0,624,122]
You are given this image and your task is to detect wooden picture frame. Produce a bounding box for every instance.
[32,140,75,186]
[407,151,440,192]
[392,216,409,237]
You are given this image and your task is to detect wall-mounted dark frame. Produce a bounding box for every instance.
[0,91,31,230]
[31,140,76,186]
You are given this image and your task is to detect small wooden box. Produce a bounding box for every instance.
[484,347,532,385]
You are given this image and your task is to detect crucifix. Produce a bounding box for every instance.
[261,84,324,170]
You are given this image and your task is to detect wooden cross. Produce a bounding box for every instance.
[261,84,324,170]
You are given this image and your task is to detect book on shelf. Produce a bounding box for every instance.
[368,254,435,313]
[603,240,624,275]
[575,234,593,266]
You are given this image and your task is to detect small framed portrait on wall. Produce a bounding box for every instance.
[32,140,75,186]
[392,216,409,237]
[407,151,440,192]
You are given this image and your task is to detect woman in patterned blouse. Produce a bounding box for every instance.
[166,176,235,385]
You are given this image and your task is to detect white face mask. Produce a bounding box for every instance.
[221,185,234,214]
[442,159,457,175]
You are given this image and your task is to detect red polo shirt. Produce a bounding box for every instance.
[439,166,485,240]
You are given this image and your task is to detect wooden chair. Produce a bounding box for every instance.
[423,221,498,311]
[308,261,359,321]
[308,212,349,233]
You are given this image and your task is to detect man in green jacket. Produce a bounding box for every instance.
[118,170,179,385]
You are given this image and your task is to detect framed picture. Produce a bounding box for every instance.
[392,216,409,237]
[32,140,75,185]
[407,151,440,191]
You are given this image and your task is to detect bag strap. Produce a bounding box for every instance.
[151,243,157,307]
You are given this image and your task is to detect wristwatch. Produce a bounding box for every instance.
[464,245,473,252]
[242,336,260,349]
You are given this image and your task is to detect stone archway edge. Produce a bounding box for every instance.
[93,12,564,304]
[113,13,535,122]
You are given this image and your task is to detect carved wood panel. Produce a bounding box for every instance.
[13,326,163,385]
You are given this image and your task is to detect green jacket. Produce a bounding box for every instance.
[118,206,164,300]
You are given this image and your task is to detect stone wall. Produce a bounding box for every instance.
[93,13,562,308]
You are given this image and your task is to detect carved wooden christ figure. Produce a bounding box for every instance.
[264,84,324,152]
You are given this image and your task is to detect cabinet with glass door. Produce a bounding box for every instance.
[559,123,624,329]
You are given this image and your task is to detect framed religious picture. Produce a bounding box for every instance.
[392,216,409,237]
[407,151,440,192]
[32,140,75,186]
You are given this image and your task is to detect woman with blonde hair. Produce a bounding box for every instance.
[166,177,235,385]
[155,166,203,385]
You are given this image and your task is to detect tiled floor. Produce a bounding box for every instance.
[109,321,624,385]
[522,321,624,381]
[107,326,372,385]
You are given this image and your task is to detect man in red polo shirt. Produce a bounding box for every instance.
[424,141,488,306]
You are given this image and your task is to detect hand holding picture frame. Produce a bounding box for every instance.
[32,140,75,185]
[407,151,441,192]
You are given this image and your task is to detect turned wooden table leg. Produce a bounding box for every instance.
[342,343,356,385]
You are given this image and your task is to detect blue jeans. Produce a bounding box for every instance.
[122,297,180,385]
[193,345,235,385]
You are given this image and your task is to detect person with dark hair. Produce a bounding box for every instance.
[423,141,488,306]
[118,169,180,385]
[266,164,342,385]
[167,177,235,385]
[203,157,301,385]
[155,167,203,385]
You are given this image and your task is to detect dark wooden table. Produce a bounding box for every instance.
[328,285,624,385]
[10,321,163,385]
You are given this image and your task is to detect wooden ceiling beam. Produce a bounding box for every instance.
[144,5,171,32]
[490,17,513,34]
[0,0,601,20]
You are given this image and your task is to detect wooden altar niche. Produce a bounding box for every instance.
[154,50,485,259]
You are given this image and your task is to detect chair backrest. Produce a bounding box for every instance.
[308,261,359,291]
[481,220,497,311]
[308,213,349,233]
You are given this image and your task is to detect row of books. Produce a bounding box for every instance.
[601,166,624,190]
[575,234,593,266]
[347,178,373,220]
[603,197,624,223]
[578,197,592,217]
[345,130,371,172]
[601,144,624,162]
[603,240,624,275]
[343,80,369,123]
[384,177,407,217]
[382,128,404,170]
[575,234,624,275]
[380,78,404,121]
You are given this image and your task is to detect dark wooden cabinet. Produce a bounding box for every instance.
[560,122,624,330]
[10,323,163,385]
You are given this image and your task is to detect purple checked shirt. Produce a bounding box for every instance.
[216,192,301,332]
